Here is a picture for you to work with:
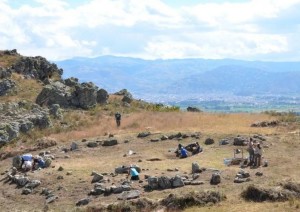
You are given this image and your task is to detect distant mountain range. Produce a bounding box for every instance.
[56,56,300,101]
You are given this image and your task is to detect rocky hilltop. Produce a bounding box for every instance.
[0,49,135,147]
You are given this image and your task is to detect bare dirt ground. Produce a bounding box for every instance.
[0,112,300,212]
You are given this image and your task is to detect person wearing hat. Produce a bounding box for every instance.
[128,165,139,180]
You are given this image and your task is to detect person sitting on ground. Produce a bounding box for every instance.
[32,156,46,170]
[180,146,188,159]
[128,165,140,181]
[20,154,33,172]
[175,144,182,157]
[192,142,202,155]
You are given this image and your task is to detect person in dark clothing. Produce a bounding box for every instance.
[115,112,121,127]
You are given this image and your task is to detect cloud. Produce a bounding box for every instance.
[0,0,299,61]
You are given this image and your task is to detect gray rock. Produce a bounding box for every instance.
[114,89,132,98]
[76,198,90,206]
[19,120,34,133]
[87,141,98,148]
[112,185,131,194]
[234,177,251,183]
[97,89,109,104]
[233,136,247,146]
[158,176,172,189]
[11,56,63,81]
[171,175,184,188]
[205,138,215,145]
[148,177,159,190]
[70,142,79,151]
[102,139,118,146]
[219,139,230,145]
[13,175,29,187]
[71,82,98,109]
[137,132,151,138]
[25,180,41,189]
[192,162,201,174]
[0,67,12,79]
[210,173,221,185]
[117,190,140,200]
[36,81,72,107]
[64,77,79,87]
[0,79,16,96]
[46,195,58,204]
[161,135,168,140]
[91,173,104,183]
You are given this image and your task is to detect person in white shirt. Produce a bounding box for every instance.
[253,143,263,167]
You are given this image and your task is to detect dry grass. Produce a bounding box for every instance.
[50,111,275,142]
[0,73,43,103]
[0,53,20,68]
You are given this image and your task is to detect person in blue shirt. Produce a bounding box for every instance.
[33,156,46,170]
[128,165,139,180]
[180,146,188,158]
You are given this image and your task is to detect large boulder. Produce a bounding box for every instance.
[97,89,109,104]
[192,162,201,174]
[210,173,221,185]
[158,176,172,189]
[171,175,185,188]
[36,81,72,107]
[71,82,98,109]
[148,177,159,190]
[11,56,63,81]
[0,79,16,96]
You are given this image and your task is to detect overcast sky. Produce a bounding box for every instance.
[1,0,300,61]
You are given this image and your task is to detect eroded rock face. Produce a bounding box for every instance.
[97,89,109,104]
[71,82,98,109]
[11,56,63,81]
[36,81,108,109]
[36,81,72,107]
[0,102,52,147]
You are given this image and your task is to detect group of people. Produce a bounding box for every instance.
[176,142,202,158]
[247,138,264,167]
[16,154,46,172]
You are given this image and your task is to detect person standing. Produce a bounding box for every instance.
[115,112,121,127]
[247,138,255,166]
[254,143,263,167]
